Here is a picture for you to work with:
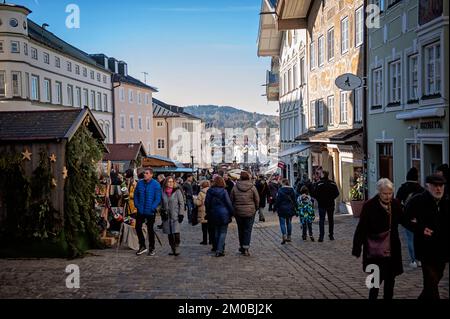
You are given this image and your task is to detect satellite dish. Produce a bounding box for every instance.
[335,73,362,91]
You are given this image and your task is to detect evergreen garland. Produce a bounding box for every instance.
[64,124,103,257]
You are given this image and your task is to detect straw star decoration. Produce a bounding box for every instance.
[62,167,68,180]
[49,153,57,163]
[22,148,32,161]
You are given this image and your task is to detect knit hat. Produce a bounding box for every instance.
[406,167,419,181]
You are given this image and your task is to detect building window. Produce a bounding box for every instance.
[300,57,305,85]
[138,117,143,130]
[157,121,164,127]
[75,65,80,75]
[11,71,21,97]
[408,55,418,101]
[9,18,18,27]
[119,87,125,101]
[55,56,60,68]
[354,88,363,123]
[138,92,142,104]
[182,122,194,132]
[103,94,108,112]
[327,95,335,125]
[90,90,96,109]
[407,143,421,176]
[55,81,62,104]
[288,68,292,92]
[389,60,401,103]
[120,115,126,130]
[310,41,315,70]
[341,16,349,54]
[97,92,102,111]
[104,122,110,143]
[76,87,82,107]
[0,71,6,97]
[0,41,3,52]
[146,117,151,131]
[83,67,87,77]
[378,143,393,181]
[11,41,20,53]
[31,75,40,100]
[83,89,88,107]
[327,28,334,61]
[310,100,316,127]
[31,47,38,60]
[424,42,441,96]
[43,78,51,102]
[43,52,50,64]
[103,75,107,83]
[128,89,133,103]
[25,72,30,98]
[130,116,135,130]
[372,68,383,107]
[318,99,324,127]
[340,91,348,123]
[355,6,364,47]
[97,73,101,82]
[318,35,325,66]
[157,139,165,149]
[90,70,95,80]
[293,64,298,89]
[67,85,74,106]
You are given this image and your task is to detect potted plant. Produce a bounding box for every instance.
[349,175,365,218]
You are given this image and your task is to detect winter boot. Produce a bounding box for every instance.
[281,235,287,245]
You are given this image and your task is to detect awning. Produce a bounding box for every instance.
[278,143,311,157]
[152,167,194,174]
[396,107,445,120]
[295,128,363,143]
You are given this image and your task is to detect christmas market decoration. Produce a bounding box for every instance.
[22,148,32,161]
[62,166,68,179]
[49,153,57,163]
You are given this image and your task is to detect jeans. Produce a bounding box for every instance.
[419,261,447,299]
[235,216,255,249]
[278,216,293,236]
[136,214,155,250]
[302,222,313,237]
[214,224,229,254]
[403,227,416,262]
[319,206,334,239]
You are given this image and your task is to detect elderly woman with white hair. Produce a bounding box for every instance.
[352,178,404,299]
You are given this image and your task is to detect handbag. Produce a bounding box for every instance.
[367,203,392,259]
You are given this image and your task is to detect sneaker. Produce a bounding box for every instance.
[147,250,155,256]
[215,252,225,257]
[409,261,418,269]
[136,247,147,256]
[310,236,315,242]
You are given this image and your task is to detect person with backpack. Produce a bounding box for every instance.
[230,171,260,256]
[313,170,339,242]
[297,186,315,241]
[396,167,424,268]
[275,179,297,244]
[205,176,234,257]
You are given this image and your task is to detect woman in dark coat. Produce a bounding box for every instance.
[275,178,297,244]
[268,178,280,212]
[352,178,404,299]
[205,176,234,257]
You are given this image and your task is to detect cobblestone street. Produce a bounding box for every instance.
[0,210,448,299]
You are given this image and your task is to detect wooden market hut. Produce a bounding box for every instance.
[103,142,147,173]
[0,107,107,257]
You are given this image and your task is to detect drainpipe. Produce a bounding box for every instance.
[165,117,170,159]
[112,75,122,144]
[363,0,369,201]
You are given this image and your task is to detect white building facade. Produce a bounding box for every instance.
[0,4,113,142]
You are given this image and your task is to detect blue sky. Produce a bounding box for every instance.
[15,0,278,115]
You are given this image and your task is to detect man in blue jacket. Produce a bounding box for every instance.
[133,168,162,256]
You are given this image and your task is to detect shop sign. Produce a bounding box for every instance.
[420,120,442,129]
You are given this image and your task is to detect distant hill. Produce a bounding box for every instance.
[183,105,279,129]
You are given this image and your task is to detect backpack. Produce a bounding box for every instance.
[297,195,315,225]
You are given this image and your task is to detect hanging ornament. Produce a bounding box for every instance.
[22,148,32,161]
[51,178,57,188]
[49,153,57,163]
[83,116,90,127]
[62,167,68,179]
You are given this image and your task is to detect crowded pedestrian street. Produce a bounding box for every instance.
[0,210,447,299]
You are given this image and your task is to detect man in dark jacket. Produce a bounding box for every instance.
[396,167,424,268]
[313,170,339,242]
[223,173,235,196]
[133,168,162,256]
[182,174,194,224]
[255,175,268,222]
[405,174,449,299]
